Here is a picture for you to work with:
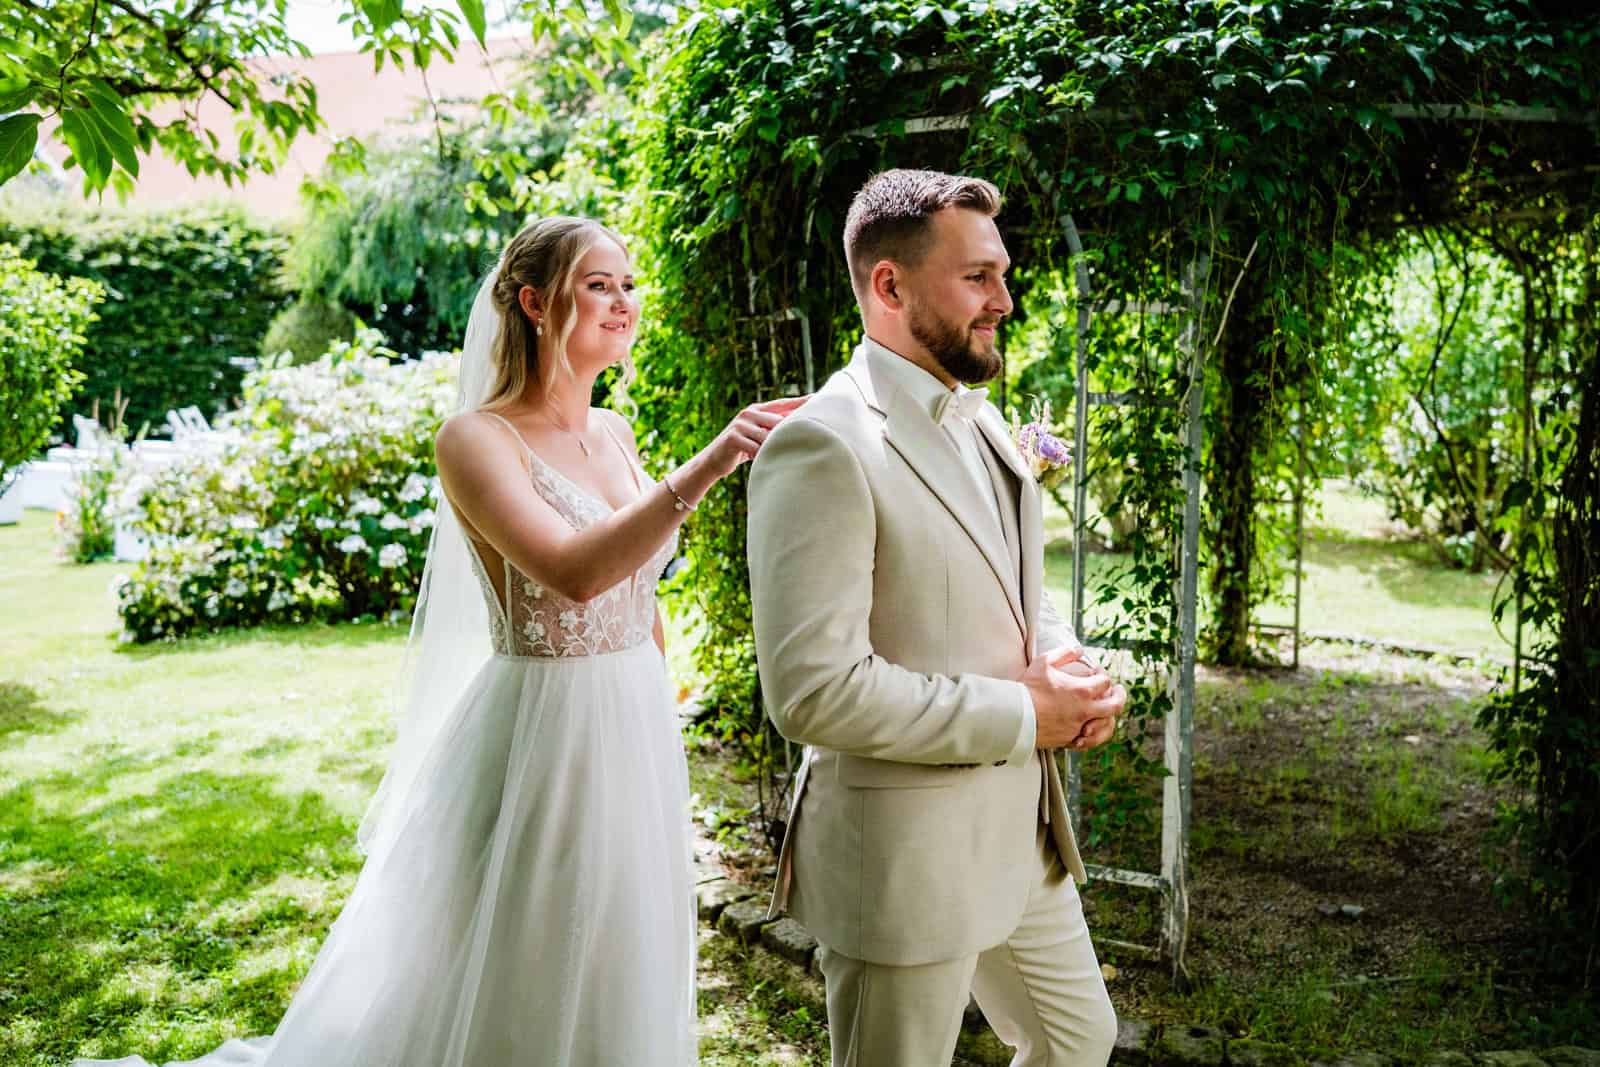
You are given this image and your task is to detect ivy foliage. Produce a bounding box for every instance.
[1475,223,1600,974]
[626,0,1598,869]
[0,202,290,435]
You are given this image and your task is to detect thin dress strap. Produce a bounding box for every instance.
[478,410,536,458]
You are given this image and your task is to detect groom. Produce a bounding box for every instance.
[747,169,1126,1065]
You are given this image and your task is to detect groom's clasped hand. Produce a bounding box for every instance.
[1023,643,1126,752]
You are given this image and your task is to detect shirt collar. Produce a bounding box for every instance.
[864,335,957,425]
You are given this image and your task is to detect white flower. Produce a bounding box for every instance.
[350,495,383,516]
[267,588,290,611]
[521,578,544,598]
[338,534,370,554]
[204,594,220,617]
[224,577,248,598]
[398,473,430,503]
[378,543,407,569]
[260,526,287,550]
[409,508,436,533]
[108,574,131,599]
[379,512,408,531]
[229,515,259,531]
[522,619,547,642]
[340,518,362,531]
[558,609,579,631]
[313,517,337,531]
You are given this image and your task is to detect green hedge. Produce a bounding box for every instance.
[0,243,101,486]
[0,202,290,436]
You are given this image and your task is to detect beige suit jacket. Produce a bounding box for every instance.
[747,339,1087,968]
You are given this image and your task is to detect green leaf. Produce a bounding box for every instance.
[574,59,607,96]
[82,79,141,178]
[1403,43,1435,84]
[455,0,486,45]
[0,75,32,113]
[360,0,403,35]
[60,108,111,189]
[0,113,40,186]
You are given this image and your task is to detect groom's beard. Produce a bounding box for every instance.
[907,302,1002,385]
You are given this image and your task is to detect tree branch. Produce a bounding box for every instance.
[57,0,101,108]
[101,0,247,110]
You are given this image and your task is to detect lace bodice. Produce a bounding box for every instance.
[465,415,677,659]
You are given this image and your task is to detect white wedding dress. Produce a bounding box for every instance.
[75,420,697,1067]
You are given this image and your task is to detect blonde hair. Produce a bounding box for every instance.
[480,216,635,412]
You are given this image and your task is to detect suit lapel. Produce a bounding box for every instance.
[846,347,1026,639]
[975,409,1043,655]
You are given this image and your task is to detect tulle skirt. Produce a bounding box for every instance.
[74,642,697,1067]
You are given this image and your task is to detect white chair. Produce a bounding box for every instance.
[0,473,22,525]
[18,460,75,510]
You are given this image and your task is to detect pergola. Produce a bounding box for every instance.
[633,0,1600,981]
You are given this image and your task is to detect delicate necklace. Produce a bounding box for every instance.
[541,407,591,458]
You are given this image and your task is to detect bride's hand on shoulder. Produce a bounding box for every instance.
[703,395,809,478]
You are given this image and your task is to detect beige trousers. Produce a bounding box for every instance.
[816,825,1117,1067]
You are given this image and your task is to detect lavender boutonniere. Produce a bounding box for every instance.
[1012,398,1073,491]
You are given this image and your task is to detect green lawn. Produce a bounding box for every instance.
[0,510,799,1066]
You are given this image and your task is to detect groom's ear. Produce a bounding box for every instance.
[870,262,903,312]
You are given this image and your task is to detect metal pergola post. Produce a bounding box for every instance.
[1022,154,1203,982]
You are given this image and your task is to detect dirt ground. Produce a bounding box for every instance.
[1085,643,1550,1049]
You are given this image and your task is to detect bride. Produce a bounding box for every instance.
[75,216,803,1066]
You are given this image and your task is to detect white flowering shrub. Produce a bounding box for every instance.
[115,331,456,642]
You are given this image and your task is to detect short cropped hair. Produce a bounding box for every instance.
[843,169,1002,303]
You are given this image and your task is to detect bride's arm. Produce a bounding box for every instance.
[435,413,704,603]
[436,402,799,604]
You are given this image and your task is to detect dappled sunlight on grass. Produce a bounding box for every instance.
[0,767,361,1063]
